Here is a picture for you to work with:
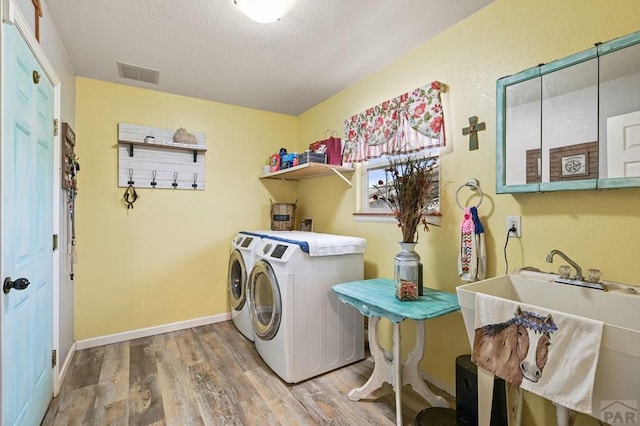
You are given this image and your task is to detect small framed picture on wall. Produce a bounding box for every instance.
[301,217,314,232]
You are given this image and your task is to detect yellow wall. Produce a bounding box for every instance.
[74,78,297,339]
[75,1,640,424]
[296,1,640,424]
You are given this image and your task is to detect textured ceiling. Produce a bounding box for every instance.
[46,0,493,115]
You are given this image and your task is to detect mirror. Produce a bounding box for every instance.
[496,30,640,193]
[599,40,640,187]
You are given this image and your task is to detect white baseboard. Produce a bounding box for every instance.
[381,348,455,397]
[55,341,76,395]
[421,370,455,398]
[76,312,231,350]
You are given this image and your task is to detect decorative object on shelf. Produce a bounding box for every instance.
[270,199,296,231]
[299,150,326,165]
[173,127,197,144]
[462,116,486,151]
[233,0,293,24]
[270,153,281,172]
[394,242,421,301]
[373,152,436,300]
[310,130,343,166]
[300,217,314,232]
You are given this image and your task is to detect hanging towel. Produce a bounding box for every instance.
[458,208,476,281]
[470,206,486,281]
[472,293,603,415]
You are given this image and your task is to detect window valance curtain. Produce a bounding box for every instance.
[342,81,446,163]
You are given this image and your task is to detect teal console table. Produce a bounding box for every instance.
[332,278,460,426]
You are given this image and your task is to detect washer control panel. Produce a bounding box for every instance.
[271,244,289,259]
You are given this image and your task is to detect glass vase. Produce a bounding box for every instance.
[394,242,421,301]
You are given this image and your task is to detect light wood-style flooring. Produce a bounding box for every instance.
[42,320,454,425]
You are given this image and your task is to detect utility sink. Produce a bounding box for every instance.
[457,270,640,422]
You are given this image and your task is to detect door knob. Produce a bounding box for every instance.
[3,277,30,294]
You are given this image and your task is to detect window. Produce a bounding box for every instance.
[357,148,441,225]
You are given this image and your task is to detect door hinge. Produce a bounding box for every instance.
[53,234,58,251]
[52,349,57,367]
[53,119,59,136]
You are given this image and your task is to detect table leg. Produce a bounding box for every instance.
[393,321,402,426]
[402,320,448,408]
[348,316,392,401]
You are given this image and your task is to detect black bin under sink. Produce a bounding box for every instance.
[415,354,507,426]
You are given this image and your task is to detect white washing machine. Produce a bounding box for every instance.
[227,233,264,341]
[248,232,366,383]
[227,230,288,340]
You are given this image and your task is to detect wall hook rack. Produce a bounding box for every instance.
[172,172,179,188]
[118,123,207,190]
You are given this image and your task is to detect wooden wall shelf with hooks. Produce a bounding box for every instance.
[117,123,207,190]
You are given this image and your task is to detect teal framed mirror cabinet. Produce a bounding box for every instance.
[496,30,640,194]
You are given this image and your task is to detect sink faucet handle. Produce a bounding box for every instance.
[558,265,571,279]
[587,268,602,283]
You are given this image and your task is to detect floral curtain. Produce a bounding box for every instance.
[342,81,446,163]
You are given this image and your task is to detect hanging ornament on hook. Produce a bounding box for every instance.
[123,168,139,209]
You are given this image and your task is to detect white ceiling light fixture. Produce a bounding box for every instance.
[233,0,293,24]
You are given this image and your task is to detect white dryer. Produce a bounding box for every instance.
[227,233,263,341]
[248,232,366,383]
[227,230,286,340]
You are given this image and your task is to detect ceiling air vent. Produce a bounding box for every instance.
[117,61,159,84]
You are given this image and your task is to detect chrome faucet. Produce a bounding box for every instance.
[546,249,584,281]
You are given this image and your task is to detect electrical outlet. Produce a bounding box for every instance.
[506,215,522,237]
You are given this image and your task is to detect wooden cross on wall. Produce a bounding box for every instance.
[462,116,486,151]
[32,0,43,42]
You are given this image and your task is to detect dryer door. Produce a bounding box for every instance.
[228,249,247,311]
[249,260,281,340]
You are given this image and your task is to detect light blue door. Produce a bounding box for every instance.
[2,23,54,426]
